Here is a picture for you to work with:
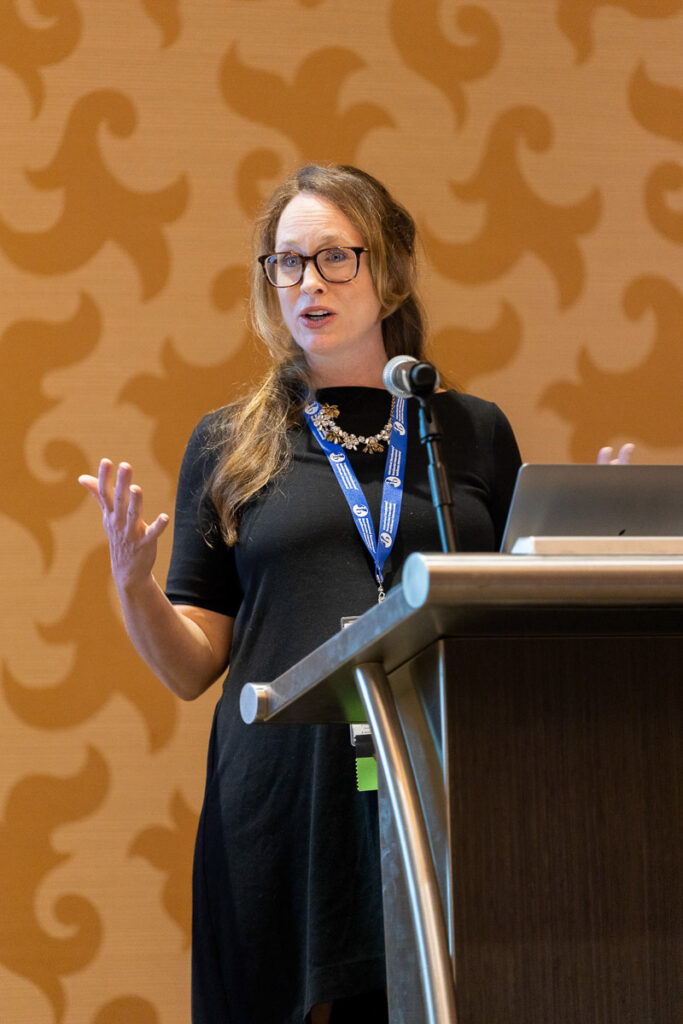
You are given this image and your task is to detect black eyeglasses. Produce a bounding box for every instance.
[258,246,368,287]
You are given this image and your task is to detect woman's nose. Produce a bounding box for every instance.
[300,260,326,293]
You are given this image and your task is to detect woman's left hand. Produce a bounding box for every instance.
[597,443,634,465]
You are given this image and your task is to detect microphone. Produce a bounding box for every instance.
[383,355,440,398]
[384,354,457,552]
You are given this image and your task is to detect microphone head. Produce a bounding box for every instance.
[383,355,418,397]
[410,361,440,397]
[383,355,439,398]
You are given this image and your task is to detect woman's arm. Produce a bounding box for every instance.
[79,459,233,701]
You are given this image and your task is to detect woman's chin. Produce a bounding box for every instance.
[295,333,344,358]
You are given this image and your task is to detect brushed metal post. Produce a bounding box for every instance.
[354,662,458,1024]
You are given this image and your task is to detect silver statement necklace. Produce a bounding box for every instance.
[310,397,396,454]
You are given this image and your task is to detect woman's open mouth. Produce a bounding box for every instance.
[301,309,335,326]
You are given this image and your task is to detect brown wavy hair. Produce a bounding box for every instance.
[208,164,428,545]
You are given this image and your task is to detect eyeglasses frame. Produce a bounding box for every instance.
[257,246,368,287]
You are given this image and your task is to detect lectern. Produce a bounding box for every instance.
[240,554,683,1024]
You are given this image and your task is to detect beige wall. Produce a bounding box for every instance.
[1,2,681,1021]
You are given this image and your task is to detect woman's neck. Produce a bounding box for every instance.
[307,352,386,390]
[312,372,385,390]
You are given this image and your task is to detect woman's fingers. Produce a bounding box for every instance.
[146,512,170,542]
[97,458,115,511]
[127,482,143,520]
[79,460,169,588]
[127,485,169,542]
[113,462,133,524]
[79,461,168,539]
[77,473,100,500]
[597,443,634,465]
[79,458,113,509]
[614,443,634,464]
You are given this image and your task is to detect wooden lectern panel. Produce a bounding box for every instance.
[432,635,682,1024]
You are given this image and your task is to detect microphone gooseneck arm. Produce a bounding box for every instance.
[416,396,459,554]
[383,356,459,554]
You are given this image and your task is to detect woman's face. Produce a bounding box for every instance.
[273,191,385,383]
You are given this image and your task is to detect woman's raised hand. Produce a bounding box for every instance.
[78,460,230,700]
[597,443,634,465]
[78,460,169,591]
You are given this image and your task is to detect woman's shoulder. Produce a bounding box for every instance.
[176,406,234,485]
[184,404,233,448]
[435,388,510,422]
[434,389,519,457]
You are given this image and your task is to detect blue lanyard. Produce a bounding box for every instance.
[304,396,408,602]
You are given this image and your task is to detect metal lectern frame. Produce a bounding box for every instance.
[240,553,683,1024]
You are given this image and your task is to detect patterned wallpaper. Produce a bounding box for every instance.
[1,1,681,1021]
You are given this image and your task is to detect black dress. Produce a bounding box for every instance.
[165,386,521,1024]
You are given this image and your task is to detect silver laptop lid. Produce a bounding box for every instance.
[500,464,683,553]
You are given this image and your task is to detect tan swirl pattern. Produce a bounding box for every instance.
[0,90,189,299]
[389,0,501,128]
[0,295,98,565]
[140,0,181,48]
[221,45,394,165]
[0,748,108,1020]
[556,0,683,63]
[129,791,199,948]
[92,996,160,1024]
[433,302,522,391]
[541,275,683,458]
[630,65,683,244]
[423,105,602,307]
[0,0,82,116]
[3,545,178,751]
[1,2,681,1021]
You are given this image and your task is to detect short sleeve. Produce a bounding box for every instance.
[165,413,243,618]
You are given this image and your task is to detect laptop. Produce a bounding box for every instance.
[500,464,683,554]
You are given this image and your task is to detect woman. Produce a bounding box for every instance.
[80,164,532,1022]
